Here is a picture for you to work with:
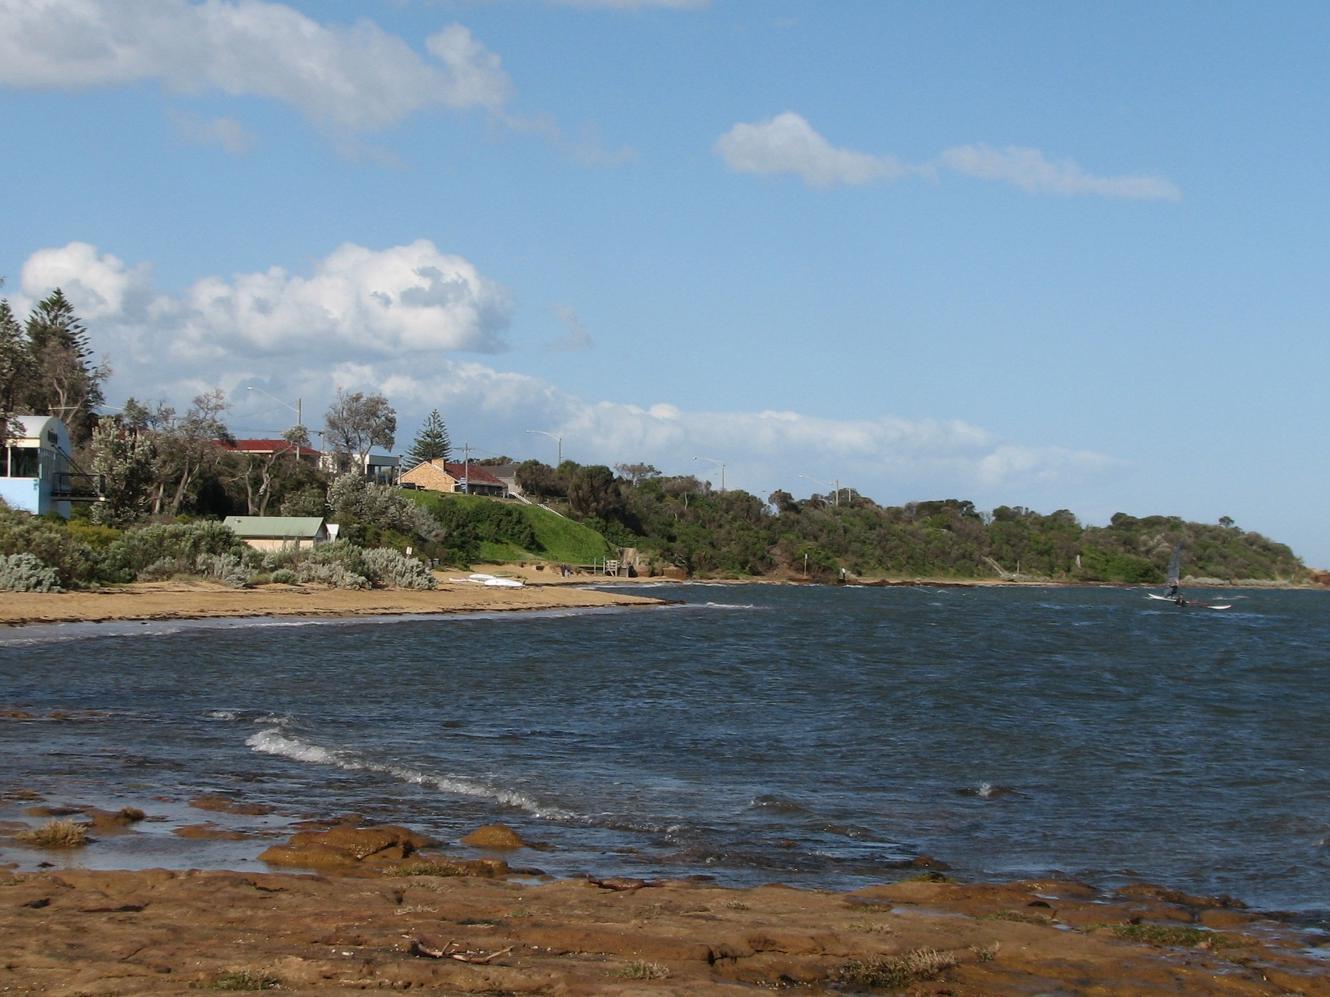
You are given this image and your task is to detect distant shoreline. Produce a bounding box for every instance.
[2,571,1322,628]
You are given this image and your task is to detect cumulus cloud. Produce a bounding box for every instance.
[715,112,909,188]
[716,112,1179,200]
[12,240,1118,504]
[0,0,511,130]
[17,240,513,377]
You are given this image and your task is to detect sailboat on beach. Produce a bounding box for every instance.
[1146,543,1232,610]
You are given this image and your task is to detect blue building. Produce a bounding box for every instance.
[0,415,73,518]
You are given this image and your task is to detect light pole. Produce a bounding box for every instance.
[799,473,842,507]
[693,455,726,493]
[526,429,564,467]
[246,386,304,463]
[245,385,302,433]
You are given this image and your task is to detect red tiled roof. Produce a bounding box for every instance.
[218,439,321,458]
[442,461,504,486]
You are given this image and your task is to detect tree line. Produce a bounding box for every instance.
[512,461,1306,583]
[0,284,1308,584]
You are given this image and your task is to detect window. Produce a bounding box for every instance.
[9,448,38,478]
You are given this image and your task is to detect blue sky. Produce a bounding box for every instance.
[2,1,1326,566]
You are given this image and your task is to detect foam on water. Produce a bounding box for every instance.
[245,727,571,819]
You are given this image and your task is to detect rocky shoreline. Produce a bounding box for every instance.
[2,814,1328,994]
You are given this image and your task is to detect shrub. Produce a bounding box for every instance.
[96,521,247,583]
[359,547,436,589]
[0,553,63,592]
[196,553,251,588]
[0,508,96,587]
[17,819,88,848]
[269,568,297,585]
[136,557,190,581]
[329,475,444,543]
[294,561,368,589]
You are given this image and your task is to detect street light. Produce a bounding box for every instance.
[693,455,726,493]
[525,429,563,466]
[799,473,842,507]
[245,385,302,431]
[247,386,305,464]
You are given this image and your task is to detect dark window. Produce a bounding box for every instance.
[10,448,39,477]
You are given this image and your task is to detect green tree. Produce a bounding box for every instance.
[0,299,31,442]
[21,289,109,443]
[89,419,157,526]
[323,389,396,476]
[134,391,233,516]
[404,409,451,470]
[567,465,624,520]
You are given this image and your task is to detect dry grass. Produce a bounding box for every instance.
[16,819,88,848]
[202,969,281,990]
[617,960,670,980]
[384,860,464,878]
[834,947,958,989]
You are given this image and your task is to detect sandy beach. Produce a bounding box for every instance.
[1,816,1327,994]
[0,574,667,627]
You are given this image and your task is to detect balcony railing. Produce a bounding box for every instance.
[50,472,105,501]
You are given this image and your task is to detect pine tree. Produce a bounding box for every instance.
[22,289,108,443]
[0,299,32,441]
[404,409,451,470]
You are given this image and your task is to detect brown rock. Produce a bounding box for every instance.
[259,823,436,869]
[84,807,147,830]
[23,806,83,818]
[189,794,274,816]
[461,824,527,850]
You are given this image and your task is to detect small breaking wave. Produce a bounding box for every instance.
[955,782,1019,800]
[244,727,571,819]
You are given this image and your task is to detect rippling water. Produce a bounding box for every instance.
[2,584,1327,922]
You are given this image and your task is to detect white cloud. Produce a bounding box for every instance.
[975,444,1123,488]
[939,144,1181,201]
[0,0,511,130]
[715,112,909,188]
[12,240,1119,504]
[17,240,513,377]
[716,112,1180,200]
[167,110,255,154]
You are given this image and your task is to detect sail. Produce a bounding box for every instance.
[1166,543,1183,588]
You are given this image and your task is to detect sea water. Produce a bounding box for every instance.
[1,584,1326,926]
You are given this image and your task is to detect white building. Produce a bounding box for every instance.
[0,415,73,518]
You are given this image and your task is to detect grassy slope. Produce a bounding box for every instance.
[404,491,613,564]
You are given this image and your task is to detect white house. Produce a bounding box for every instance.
[0,415,72,518]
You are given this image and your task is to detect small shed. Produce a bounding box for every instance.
[222,516,329,551]
[0,415,72,518]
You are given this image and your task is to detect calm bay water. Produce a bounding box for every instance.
[1,583,1327,922]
